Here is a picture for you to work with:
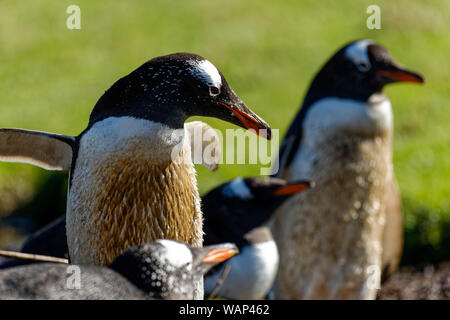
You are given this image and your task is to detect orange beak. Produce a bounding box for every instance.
[376,68,424,84]
[219,102,272,140]
[202,247,239,263]
[274,181,314,196]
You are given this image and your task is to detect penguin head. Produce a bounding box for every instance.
[88,53,271,139]
[109,240,238,299]
[229,177,312,224]
[241,177,312,205]
[204,177,312,238]
[308,39,424,102]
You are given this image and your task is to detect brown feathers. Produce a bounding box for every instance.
[67,149,202,265]
[66,118,203,266]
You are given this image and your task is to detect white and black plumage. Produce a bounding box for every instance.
[0,240,238,300]
[202,177,311,299]
[0,52,270,268]
[271,40,424,299]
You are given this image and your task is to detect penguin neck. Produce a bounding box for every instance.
[304,94,392,143]
[80,116,186,163]
[89,105,189,132]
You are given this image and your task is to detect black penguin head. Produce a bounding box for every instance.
[306,39,424,103]
[109,240,238,299]
[226,177,312,224]
[88,53,271,139]
[202,177,312,245]
[241,177,312,206]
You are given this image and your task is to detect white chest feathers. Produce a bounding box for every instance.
[67,117,202,265]
[287,95,392,180]
[77,116,186,164]
[304,95,392,139]
[204,240,279,299]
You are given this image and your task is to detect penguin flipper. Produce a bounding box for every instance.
[185,121,221,172]
[0,128,75,170]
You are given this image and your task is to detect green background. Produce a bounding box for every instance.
[0,0,448,265]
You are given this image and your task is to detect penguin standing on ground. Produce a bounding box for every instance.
[202,177,312,299]
[271,40,424,299]
[0,240,238,300]
[0,53,271,270]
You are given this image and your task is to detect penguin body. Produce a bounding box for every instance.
[0,240,238,300]
[67,117,202,264]
[272,40,423,299]
[273,129,392,299]
[202,177,311,299]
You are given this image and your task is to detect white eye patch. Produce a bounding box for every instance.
[222,177,253,200]
[156,240,193,270]
[344,39,374,71]
[187,59,222,88]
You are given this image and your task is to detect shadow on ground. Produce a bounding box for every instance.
[1,172,67,235]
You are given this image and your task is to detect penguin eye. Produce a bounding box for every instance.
[356,61,370,72]
[209,86,220,96]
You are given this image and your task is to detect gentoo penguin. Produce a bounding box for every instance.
[0,240,238,300]
[271,40,424,299]
[0,53,271,269]
[0,121,223,270]
[0,119,222,270]
[202,177,312,299]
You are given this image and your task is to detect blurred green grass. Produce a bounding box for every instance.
[0,1,448,263]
